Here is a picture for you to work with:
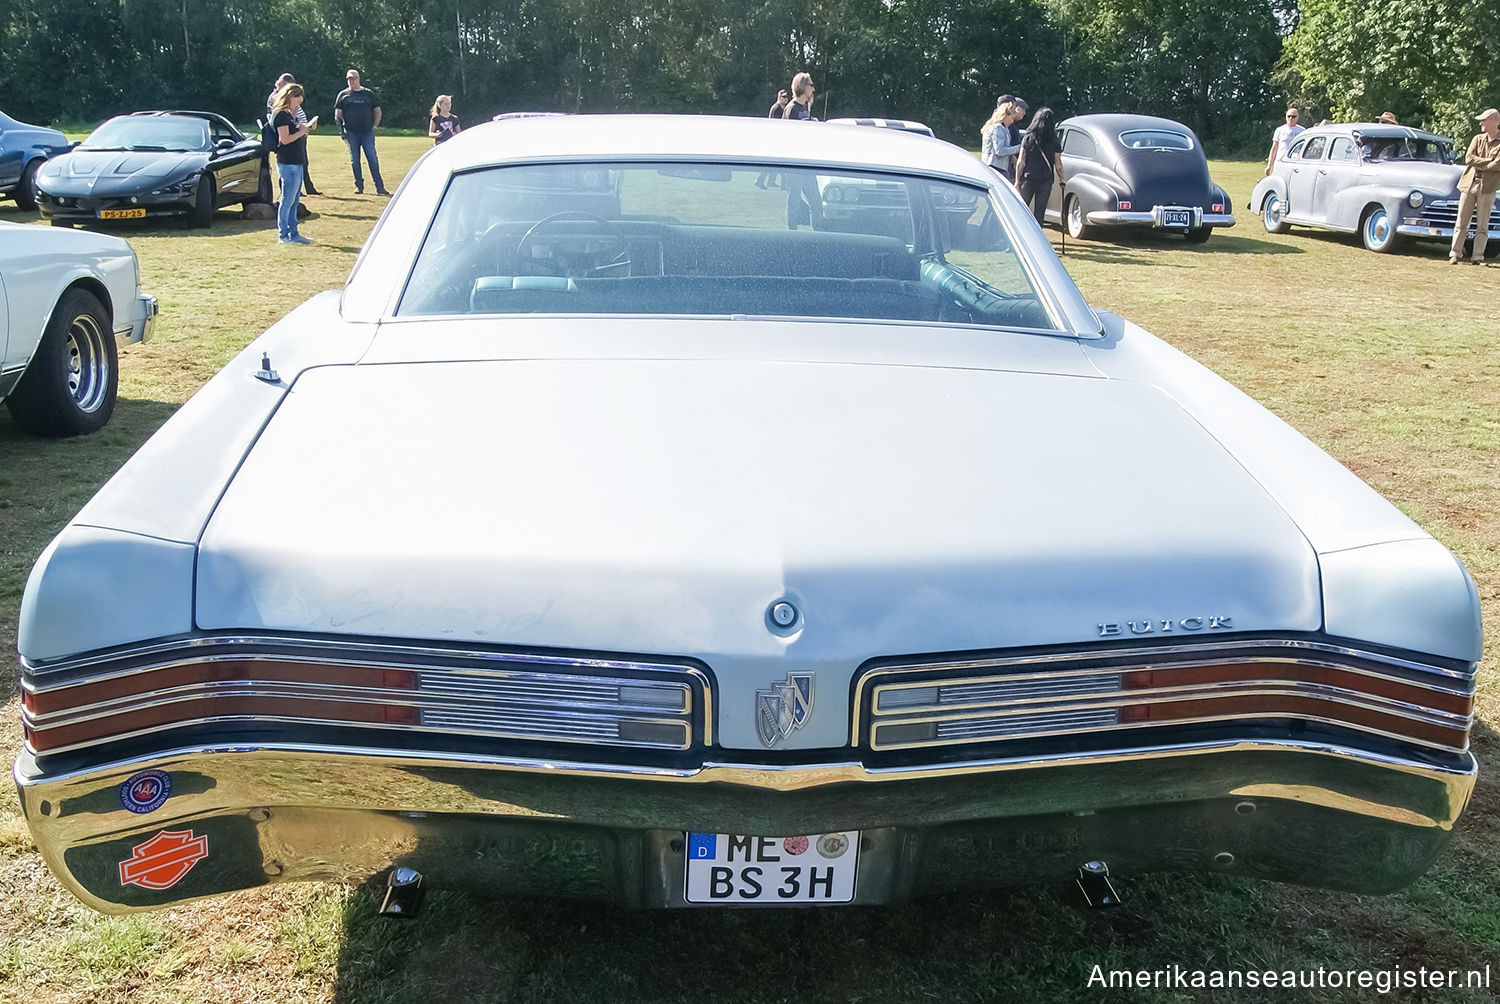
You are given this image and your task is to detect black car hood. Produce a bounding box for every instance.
[37,149,205,196]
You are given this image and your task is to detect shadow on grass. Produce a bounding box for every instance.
[324,723,1500,1003]
[1052,230,1304,264]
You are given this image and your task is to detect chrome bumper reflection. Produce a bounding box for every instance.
[16,737,1474,912]
[1397,224,1500,240]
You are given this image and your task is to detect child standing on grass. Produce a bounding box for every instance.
[429,95,461,145]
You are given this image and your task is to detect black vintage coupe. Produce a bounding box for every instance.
[35,111,271,228]
[1046,113,1235,243]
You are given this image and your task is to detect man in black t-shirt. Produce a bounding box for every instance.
[333,68,388,195]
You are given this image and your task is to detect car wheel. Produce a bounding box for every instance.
[1064,195,1098,240]
[4,288,118,437]
[1360,206,1402,253]
[15,158,43,210]
[48,219,74,228]
[192,173,216,228]
[1261,193,1289,234]
[1184,226,1212,244]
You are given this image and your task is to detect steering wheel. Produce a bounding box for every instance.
[515,211,632,278]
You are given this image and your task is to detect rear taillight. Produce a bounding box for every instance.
[23,650,703,754]
[863,649,1473,754]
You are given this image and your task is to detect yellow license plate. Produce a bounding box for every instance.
[98,208,146,219]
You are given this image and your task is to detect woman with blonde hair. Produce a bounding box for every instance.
[428,94,460,145]
[981,97,1021,181]
[269,83,317,244]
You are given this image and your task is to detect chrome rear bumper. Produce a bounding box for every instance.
[1086,209,1237,228]
[16,736,1473,912]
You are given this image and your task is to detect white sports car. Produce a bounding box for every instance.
[1,221,156,435]
[16,116,1480,914]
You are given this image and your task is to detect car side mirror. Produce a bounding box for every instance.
[215,139,235,151]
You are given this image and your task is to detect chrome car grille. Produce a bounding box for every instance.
[857,641,1473,755]
[21,638,708,756]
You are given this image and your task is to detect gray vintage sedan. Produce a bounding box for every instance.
[16,115,1480,915]
[1250,121,1500,254]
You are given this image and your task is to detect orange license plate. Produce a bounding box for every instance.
[98,208,146,219]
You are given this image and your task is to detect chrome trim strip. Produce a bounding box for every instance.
[871,709,1466,755]
[16,734,1475,817]
[870,684,1470,730]
[25,710,695,757]
[1396,224,1500,239]
[21,635,713,750]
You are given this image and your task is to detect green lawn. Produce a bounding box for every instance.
[0,140,1497,1003]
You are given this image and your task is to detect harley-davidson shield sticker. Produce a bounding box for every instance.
[118,829,209,890]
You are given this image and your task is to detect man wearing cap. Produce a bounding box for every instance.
[1450,108,1500,265]
[333,68,388,196]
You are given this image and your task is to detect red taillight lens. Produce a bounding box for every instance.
[23,660,419,753]
[1119,200,1132,210]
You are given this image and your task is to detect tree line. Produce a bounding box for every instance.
[1,0,1495,155]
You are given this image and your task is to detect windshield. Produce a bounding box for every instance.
[1358,136,1454,164]
[80,116,209,152]
[397,161,1056,331]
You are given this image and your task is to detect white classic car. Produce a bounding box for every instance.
[1,221,156,435]
[1250,122,1500,254]
[16,116,1481,914]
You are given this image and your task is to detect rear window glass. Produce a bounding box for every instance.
[396,162,1058,331]
[1118,130,1193,151]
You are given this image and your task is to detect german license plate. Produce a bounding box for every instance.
[98,208,146,219]
[684,831,858,904]
[1161,208,1192,228]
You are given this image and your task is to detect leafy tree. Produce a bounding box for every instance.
[1281,0,1500,143]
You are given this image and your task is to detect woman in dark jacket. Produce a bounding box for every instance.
[1013,106,1063,226]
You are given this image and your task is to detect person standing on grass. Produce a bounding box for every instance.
[1265,107,1304,175]
[270,83,317,244]
[267,73,321,196]
[981,97,1022,182]
[429,95,460,145]
[1013,106,1062,226]
[1450,107,1500,265]
[781,72,826,230]
[334,68,388,195]
[757,89,790,189]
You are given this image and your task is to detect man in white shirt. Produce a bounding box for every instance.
[1265,107,1305,175]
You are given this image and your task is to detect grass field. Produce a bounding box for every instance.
[1,137,1498,1003]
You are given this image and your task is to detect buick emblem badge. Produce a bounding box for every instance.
[756,672,814,747]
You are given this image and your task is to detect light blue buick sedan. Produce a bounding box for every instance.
[16,115,1481,914]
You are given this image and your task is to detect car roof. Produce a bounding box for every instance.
[429,114,985,183]
[1298,123,1450,144]
[825,117,935,137]
[1061,113,1198,138]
